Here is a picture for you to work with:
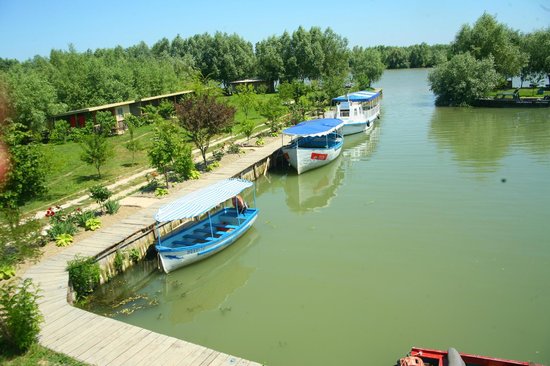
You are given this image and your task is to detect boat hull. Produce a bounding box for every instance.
[404,347,544,366]
[341,117,376,136]
[282,136,343,174]
[156,208,258,273]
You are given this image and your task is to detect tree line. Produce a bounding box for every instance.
[0,26,388,136]
[428,13,550,106]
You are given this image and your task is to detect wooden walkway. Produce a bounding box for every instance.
[23,139,283,366]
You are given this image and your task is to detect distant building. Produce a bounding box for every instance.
[228,78,271,94]
[51,90,193,132]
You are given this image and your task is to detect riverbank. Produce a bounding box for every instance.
[18,134,283,366]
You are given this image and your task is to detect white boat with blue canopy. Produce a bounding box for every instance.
[154,178,259,273]
[325,89,382,136]
[282,118,344,174]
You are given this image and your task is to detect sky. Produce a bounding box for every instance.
[0,0,549,61]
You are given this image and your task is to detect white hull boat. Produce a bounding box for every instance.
[282,118,344,174]
[325,89,382,136]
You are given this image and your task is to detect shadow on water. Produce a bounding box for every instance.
[85,227,260,324]
[429,107,550,175]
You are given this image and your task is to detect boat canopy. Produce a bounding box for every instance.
[154,178,253,222]
[333,90,380,102]
[282,118,344,137]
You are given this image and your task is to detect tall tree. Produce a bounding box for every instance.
[452,13,527,78]
[255,36,285,91]
[349,47,385,89]
[428,53,500,106]
[80,132,113,178]
[148,120,186,187]
[176,95,236,167]
[0,123,48,226]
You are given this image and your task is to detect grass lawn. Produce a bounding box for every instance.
[489,87,550,98]
[0,343,88,366]
[22,124,156,213]
[20,93,279,215]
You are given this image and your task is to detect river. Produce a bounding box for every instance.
[86,69,550,365]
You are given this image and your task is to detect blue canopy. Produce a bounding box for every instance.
[333,90,381,102]
[282,118,344,137]
[154,178,253,222]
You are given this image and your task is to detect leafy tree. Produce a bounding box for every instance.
[176,95,236,167]
[408,42,431,68]
[95,111,116,136]
[124,115,142,165]
[452,13,527,78]
[80,132,113,178]
[148,120,184,187]
[349,47,385,89]
[428,53,500,106]
[234,84,257,121]
[236,119,256,142]
[88,185,112,205]
[255,36,285,91]
[6,65,65,134]
[157,100,175,119]
[258,96,287,133]
[0,123,48,226]
[521,28,550,81]
[384,47,410,69]
[49,120,71,144]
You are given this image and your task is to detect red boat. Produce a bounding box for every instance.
[400,347,544,366]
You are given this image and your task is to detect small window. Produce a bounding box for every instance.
[340,110,349,117]
[116,107,124,116]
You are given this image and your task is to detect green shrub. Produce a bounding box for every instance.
[49,120,71,144]
[0,278,43,353]
[0,264,16,281]
[188,170,201,180]
[74,209,96,228]
[206,161,220,172]
[227,143,242,154]
[47,220,77,241]
[212,148,225,161]
[113,250,125,273]
[155,187,169,197]
[104,200,120,215]
[256,136,265,146]
[55,233,73,247]
[128,248,140,263]
[67,256,100,302]
[89,185,112,205]
[85,218,101,231]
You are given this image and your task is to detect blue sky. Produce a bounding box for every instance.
[0,0,548,61]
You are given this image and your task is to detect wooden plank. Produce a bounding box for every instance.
[45,314,112,350]
[105,331,163,366]
[148,340,202,366]
[177,347,216,366]
[82,324,147,365]
[92,326,151,365]
[128,334,181,366]
[77,322,142,362]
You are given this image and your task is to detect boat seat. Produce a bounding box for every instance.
[194,228,214,234]
[172,240,194,247]
[183,234,208,241]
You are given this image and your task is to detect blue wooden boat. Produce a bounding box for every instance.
[154,178,259,273]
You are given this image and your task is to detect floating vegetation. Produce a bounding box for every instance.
[219,306,232,315]
[104,293,159,317]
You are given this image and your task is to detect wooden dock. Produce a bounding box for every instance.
[23,139,283,366]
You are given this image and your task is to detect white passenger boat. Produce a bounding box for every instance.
[154,178,258,273]
[326,89,382,135]
[282,118,344,174]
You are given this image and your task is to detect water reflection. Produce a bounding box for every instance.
[429,107,550,174]
[163,228,258,324]
[87,227,259,324]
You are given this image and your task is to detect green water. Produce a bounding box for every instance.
[87,69,550,365]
